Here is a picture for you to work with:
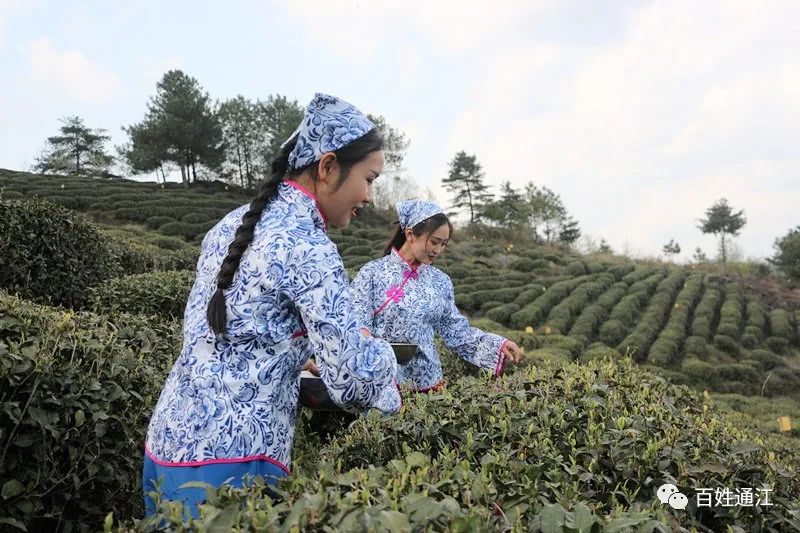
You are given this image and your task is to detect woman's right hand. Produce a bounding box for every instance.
[302,359,320,376]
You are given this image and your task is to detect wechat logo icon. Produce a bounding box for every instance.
[657,483,688,510]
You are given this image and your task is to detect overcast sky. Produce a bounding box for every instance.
[1,0,798,261]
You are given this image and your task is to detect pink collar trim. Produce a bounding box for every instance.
[285,180,328,232]
[392,247,421,272]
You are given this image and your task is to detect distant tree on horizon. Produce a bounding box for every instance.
[662,239,681,260]
[32,116,114,177]
[692,247,708,263]
[698,198,746,264]
[122,70,223,188]
[443,151,492,224]
[770,226,800,282]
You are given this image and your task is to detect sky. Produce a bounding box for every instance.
[1,0,798,261]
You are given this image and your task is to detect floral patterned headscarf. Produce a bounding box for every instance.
[396,200,445,230]
[282,93,376,170]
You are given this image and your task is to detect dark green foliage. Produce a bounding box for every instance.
[745,349,782,371]
[621,266,655,284]
[690,278,722,340]
[768,309,794,341]
[484,303,521,325]
[717,283,745,341]
[743,297,766,346]
[680,357,714,382]
[648,273,704,366]
[544,274,615,333]
[509,257,537,272]
[90,270,194,319]
[509,276,590,329]
[684,336,708,359]
[182,212,211,224]
[713,334,742,357]
[768,225,800,281]
[765,336,790,355]
[0,291,181,530]
[606,262,636,280]
[617,271,687,361]
[566,260,586,276]
[158,220,216,240]
[0,198,115,308]
[121,358,795,532]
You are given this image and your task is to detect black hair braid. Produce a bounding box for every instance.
[206,140,294,334]
[206,127,385,335]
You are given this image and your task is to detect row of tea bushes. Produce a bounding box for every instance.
[0,291,181,531]
[687,278,722,344]
[0,171,250,242]
[90,270,195,319]
[1,197,199,310]
[568,282,628,346]
[742,296,768,348]
[543,274,616,334]
[717,283,746,340]
[597,269,668,347]
[616,270,688,361]
[509,275,593,329]
[647,273,706,366]
[116,357,800,532]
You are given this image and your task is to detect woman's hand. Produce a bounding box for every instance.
[302,359,320,376]
[501,340,524,364]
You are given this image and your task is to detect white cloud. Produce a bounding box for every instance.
[28,37,122,103]
[435,0,800,258]
[281,0,558,60]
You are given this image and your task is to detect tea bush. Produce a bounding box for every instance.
[484,302,521,325]
[617,271,687,361]
[146,215,177,230]
[0,198,116,308]
[112,358,800,532]
[0,291,181,531]
[684,335,708,359]
[769,309,794,342]
[766,336,790,355]
[717,283,745,340]
[90,270,194,319]
[179,212,209,224]
[544,274,615,333]
[742,297,767,348]
[713,334,743,358]
[509,276,590,329]
[566,260,587,276]
[689,278,721,340]
[648,273,705,366]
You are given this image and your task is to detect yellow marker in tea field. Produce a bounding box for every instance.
[778,416,791,432]
[544,326,552,335]
[703,390,710,399]
[525,326,534,334]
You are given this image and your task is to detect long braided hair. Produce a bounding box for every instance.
[206,128,384,335]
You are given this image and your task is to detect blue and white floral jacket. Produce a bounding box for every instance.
[145,181,398,472]
[351,249,508,403]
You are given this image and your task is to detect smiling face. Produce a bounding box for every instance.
[315,150,384,229]
[404,221,451,265]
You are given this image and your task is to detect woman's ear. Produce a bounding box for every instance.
[316,152,338,186]
[405,228,414,242]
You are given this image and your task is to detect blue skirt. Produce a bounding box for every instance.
[143,453,288,519]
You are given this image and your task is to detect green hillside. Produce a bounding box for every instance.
[1,169,798,531]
